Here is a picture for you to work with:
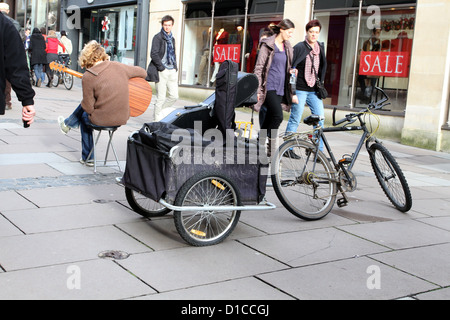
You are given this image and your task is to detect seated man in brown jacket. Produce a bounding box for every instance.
[58,40,146,166]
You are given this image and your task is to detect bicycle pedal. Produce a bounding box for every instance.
[337,197,348,207]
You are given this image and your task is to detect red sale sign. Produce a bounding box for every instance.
[213,44,241,63]
[359,51,410,77]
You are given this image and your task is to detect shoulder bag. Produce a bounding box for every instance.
[309,54,328,100]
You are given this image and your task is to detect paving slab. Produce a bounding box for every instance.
[338,219,450,250]
[2,202,140,234]
[370,242,450,287]
[117,241,287,293]
[240,227,388,267]
[0,259,155,300]
[258,256,438,300]
[16,183,125,207]
[415,287,450,300]
[0,214,23,237]
[0,190,38,211]
[133,277,294,300]
[0,226,151,271]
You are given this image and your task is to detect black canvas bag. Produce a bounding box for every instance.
[213,60,239,140]
[138,122,211,153]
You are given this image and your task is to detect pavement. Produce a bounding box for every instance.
[1,77,450,302]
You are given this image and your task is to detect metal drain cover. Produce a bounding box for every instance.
[98,250,130,260]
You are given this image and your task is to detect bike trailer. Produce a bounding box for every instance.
[122,127,268,205]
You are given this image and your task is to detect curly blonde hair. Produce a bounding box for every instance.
[78,40,109,69]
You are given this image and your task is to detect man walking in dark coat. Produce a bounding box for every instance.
[1,2,22,110]
[0,12,36,125]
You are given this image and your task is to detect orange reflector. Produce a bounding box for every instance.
[211,179,225,190]
[191,229,206,237]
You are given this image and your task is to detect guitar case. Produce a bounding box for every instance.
[160,69,258,134]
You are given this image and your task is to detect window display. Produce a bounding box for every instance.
[315,5,415,112]
[87,6,137,65]
[181,0,283,87]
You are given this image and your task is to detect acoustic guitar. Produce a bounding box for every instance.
[128,77,152,117]
[49,61,83,78]
[49,62,152,117]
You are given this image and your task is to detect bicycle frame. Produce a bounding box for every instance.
[319,115,374,172]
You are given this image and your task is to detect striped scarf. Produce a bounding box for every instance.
[162,28,176,67]
[304,39,320,87]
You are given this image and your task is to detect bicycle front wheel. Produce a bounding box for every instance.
[173,171,241,246]
[63,72,74,90]
[51,72,60,87]
[271,139,337,220]
[369,143,412,212]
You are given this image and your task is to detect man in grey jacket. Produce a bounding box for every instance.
[146,15,179,121]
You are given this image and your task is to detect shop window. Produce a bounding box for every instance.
[315,5,415,112]
[86,6,137,65]
[181,0,283,87]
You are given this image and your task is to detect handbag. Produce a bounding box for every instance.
[310,54,328,100]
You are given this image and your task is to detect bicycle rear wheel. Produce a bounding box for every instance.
[271,139,337,220]
[63,72,74,90]
[173,171,241,246]
[368,143,412,212]
[125,187,171,217]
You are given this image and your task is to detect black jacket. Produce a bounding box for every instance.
[0,13,35,115]
[292,41,327,84]
[145,30,177,83]
[29,32,47,66]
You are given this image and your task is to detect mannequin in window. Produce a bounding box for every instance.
[229,24,253,71]
[357,27,381,104]
[210,27,229,84]
[197,27,211,86]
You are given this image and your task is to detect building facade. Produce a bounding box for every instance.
[6,0,450,152]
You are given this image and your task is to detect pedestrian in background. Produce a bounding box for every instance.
[58,41,146,166]
[146,15,179,121]
[45,30,66,87]
[0,12,35,126]
[253,19,297,157]
[29,28,47,87]
[285,19,327,152]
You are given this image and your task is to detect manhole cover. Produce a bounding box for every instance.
[98,250,130,260]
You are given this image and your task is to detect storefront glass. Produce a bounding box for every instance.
[315,1,416,112]
[181,0,283,87]
[85,5,137,65]
[14,0,60,32]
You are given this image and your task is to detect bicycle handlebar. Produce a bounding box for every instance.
[332,87,390,126]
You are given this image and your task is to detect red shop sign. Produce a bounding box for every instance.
[359,51,410,77]
[213,44,241,63]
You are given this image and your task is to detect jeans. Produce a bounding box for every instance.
[286,90,324,151]
[64,104,93,161]
[33,64,45,83]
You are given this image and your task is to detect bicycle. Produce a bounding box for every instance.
[51,54,74,90]
[271,87,412,221]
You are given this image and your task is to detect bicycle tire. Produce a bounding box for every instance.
[271,139,337,220]
[51,72,60,87]
[63,73,74,90]
[125,187,171,217]
[368,143,412,212]
[173,171,241,246]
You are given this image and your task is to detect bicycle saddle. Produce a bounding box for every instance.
[303,114,322,126]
